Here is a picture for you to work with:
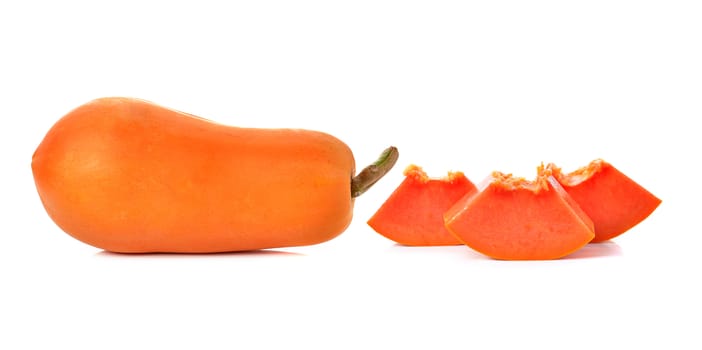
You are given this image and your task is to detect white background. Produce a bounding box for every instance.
[2,1,701,349]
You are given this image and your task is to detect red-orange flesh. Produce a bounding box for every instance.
[367,165,478,246]
[548,159,661,242]
[444,167,595,260]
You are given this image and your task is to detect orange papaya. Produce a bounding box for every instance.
[32,97,398,253]
[444,167,595,260]
[548,159,661,242]
[368,165,477,246]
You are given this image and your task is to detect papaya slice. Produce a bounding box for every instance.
[444,167,595,260]
[547,159,661,242]
[367,165,478,246]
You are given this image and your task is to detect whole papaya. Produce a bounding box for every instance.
[32,97,397,253]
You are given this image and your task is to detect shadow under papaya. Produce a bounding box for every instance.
[94,249,306,259]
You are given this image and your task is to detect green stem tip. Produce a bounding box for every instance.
[351,146,399,198]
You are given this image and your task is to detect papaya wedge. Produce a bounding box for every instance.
[368,165,477,246]
[547,159,661,242]
[444,167,595,260]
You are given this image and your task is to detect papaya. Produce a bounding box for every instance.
[547,159,661,242]
[31,97,398,253]
[367,165,477,246]
[444,167,595,260]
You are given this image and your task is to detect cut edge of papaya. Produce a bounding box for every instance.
[540,164,595,233]
[547,159,605,187]
[403,164,468,184]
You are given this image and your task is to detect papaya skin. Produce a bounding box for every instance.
[32,97,397,253]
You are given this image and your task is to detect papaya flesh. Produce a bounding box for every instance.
[444,168,595,260]
[367,165,477,246]
[548,159,661,242]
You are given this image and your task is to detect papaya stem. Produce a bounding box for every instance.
[351,146,399,198]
